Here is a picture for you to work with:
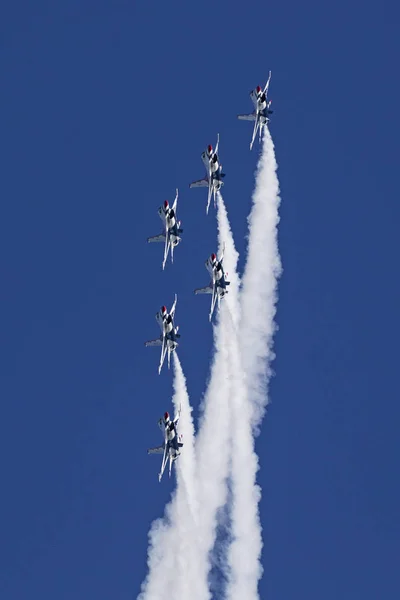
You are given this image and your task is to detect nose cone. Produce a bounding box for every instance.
[211,253,217,262]
[164,411,170,421]
[256,85,261,93]
[161,305,167,314]
[208,144,212,153]
[164,200,169,208]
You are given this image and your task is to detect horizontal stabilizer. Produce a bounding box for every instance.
[145,338,163,347]
[194,285,213,295]
[190,178,209,188]
[147,233,166,243]
[148,445,164,454]
[237,113,256,121]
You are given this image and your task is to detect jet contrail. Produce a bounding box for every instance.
[138,354,203,600]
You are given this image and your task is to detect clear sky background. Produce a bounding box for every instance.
[1,1,399,598]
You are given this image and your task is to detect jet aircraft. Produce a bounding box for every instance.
[238,71,273,150]
[147,189,183,270]
[145,295,180,374]
[194,248,230,320]
[147,407,183,482]
[189,134,225,214]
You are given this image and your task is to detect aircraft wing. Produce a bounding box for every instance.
[158,425,169,481]
[190,178,208,188]
[263,70,272,95]
[159,444,169,481]
[167,344,173,370]
[250,115,260,151]
[147,233,166,243]
[170,236,177,265]
[148,445,164,455]
[162,228,170,270]
[209,282,218,321]
[214,133,220,155]
[170,294,178,318]
[145,338,162,347]
[194,285,213,295]
[171,188,178,212]
[237,113,256,121]
[206,181,213,215]
[158,335,168,374]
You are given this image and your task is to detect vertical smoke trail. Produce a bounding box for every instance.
[225,128,281,600]
[240,128,282,428]
[194,305,233,600]
[138,355,203,600]
[215,193,263,600]
[193,191,243,598]
[171,354,198,523]
[138,126,281,600]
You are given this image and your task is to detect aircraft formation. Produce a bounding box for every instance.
[146,73,273,481]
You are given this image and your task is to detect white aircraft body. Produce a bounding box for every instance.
[238,71,273,150]
[145,295,180,374]
[189,134,226,214]
[147,407,183,481]
[194,248,230,320]
[147,189,183,269]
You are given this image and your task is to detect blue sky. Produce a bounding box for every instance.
[1,1,399,598]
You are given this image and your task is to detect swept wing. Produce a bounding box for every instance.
[158,424,169,481]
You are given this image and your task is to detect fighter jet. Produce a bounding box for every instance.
[189,134,226,214]
[194,248,230,320]
[238,71,273,150]
[147,189,183,269]
[147,407,183,482]
[145,295,180,374]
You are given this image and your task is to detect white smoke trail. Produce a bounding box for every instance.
[139,127,281,600]
[172,354,198,522]
[240,128,282,428]
[215,193,263,600]
[193,193,242,597]
[224,128,281,600]
[138,354,202,600]
[194,304,233,600]
[215,192,240,309]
